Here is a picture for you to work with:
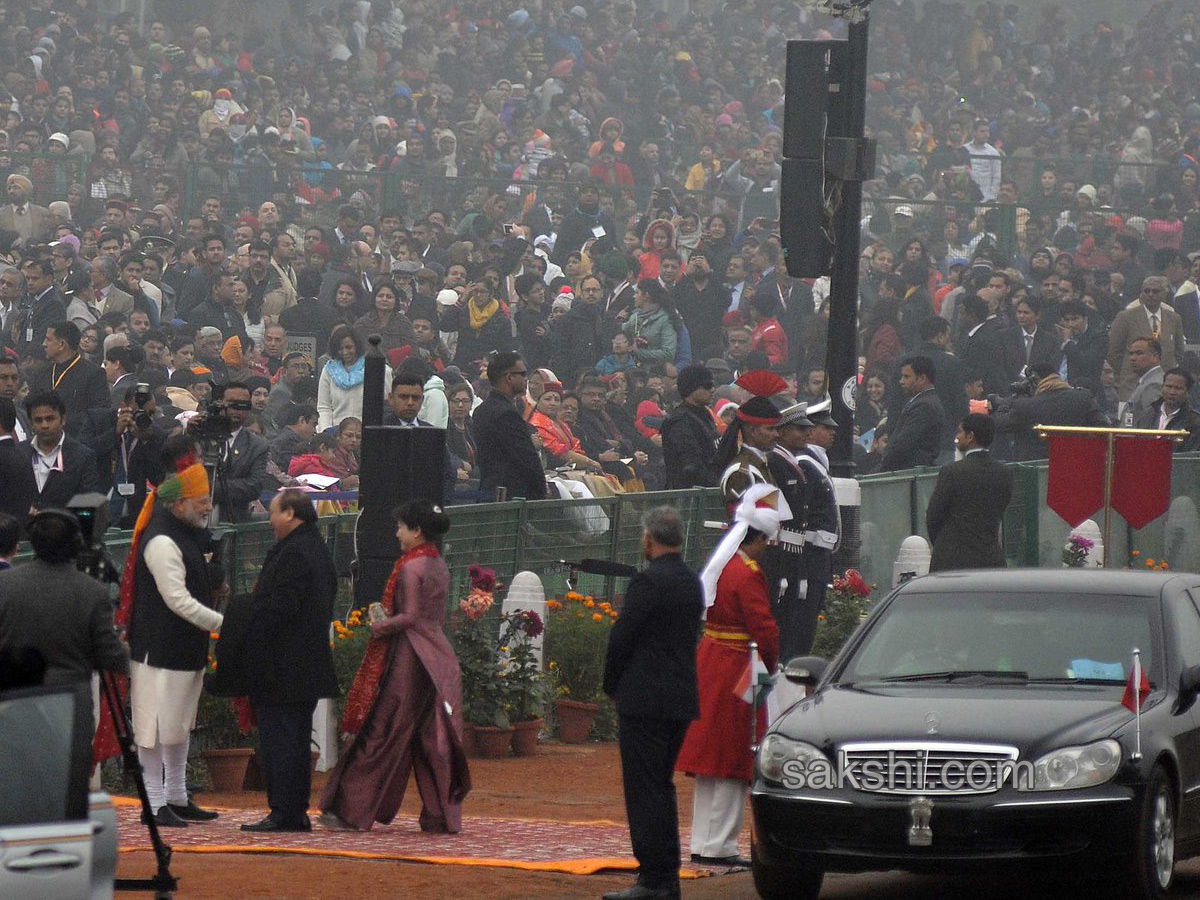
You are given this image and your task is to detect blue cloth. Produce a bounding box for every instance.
[325,356,365,390]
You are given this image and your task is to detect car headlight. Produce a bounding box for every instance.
[1020,739,1121,791]
[756,733,829,786]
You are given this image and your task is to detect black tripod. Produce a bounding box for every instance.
[80,547,178,898]
[99,669,178,899]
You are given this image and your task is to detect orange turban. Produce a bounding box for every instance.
[157,463,210,503]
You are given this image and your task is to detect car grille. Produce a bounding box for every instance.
[838,741,1021,795]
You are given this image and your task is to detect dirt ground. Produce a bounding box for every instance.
[114,741,744,900]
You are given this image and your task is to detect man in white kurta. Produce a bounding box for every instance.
[126,461,224,827]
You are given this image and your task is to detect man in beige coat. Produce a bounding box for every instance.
[1108,276,1185,400]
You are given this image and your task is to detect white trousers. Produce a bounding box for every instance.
[138,739,190,812]
[690,776,747,858]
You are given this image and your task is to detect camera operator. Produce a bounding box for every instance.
[79,384,167,529]
[204,382,269,524]
[989,361,1110,461]
[0,508,128,704]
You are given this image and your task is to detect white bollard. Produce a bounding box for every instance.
[501,571,548,668]
[894,535,932,587]
[312,698,338,772]
[1066,519,1104,568]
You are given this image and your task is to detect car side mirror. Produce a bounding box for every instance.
[1181,665,1200,697]
[783,656,828,687]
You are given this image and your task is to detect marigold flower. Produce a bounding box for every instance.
[817,614,826,622]
[566,591,584,601]
[584,599,595,608]
[592,613,603,622]
[1146,559,1155,567]
[1132,550,1141,556]
[210,631,219,640]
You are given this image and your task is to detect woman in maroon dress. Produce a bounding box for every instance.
[320,501,470,832]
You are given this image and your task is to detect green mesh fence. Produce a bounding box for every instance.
[27,457,1200,618]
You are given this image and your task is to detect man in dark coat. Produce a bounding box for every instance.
[24,390,100,510]
[880,356,945,472]
[1001,295,1059,382]
[552,181,616,267]
[1135,367,1200,451]
[1056,300,1108,398]
[926,413,1014,572]
[78,387,166,528]
[957,293,1008,397]
[0,508,128,695]
[11,257,67,363]
[0,398,35,522]
[661,365,719,488]
[228,491,340,832]
[472,351,546,501]
[213,383,271,523]
[992,364,1110,461]
[29,321,111,435]
[602,506,703,900]
[890,317,966,455]
[551,274,605,382]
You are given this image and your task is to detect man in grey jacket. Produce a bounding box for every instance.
[0,508,128,697]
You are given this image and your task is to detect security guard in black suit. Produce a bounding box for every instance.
[795,398,841,657]
[602,506,704,900]
[765,402,811,662]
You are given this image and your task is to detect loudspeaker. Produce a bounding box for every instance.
[780,159,836,278]
[783,41,834,160]
[354,426,446,603]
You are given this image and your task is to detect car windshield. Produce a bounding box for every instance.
[838,591,1161,686]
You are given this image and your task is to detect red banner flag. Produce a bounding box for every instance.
[1111,435,1174,530]
[1122,656,1150,713]
[1046,433,1107,527]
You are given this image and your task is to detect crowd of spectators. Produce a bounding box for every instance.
[3,0,1200,527]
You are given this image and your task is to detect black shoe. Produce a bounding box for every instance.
[168,800,219,821]
[601,886,678,900]
[141,805,188,828]
[690,853,752,867]
[240,815,312,833]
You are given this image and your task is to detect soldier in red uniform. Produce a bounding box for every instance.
[676,483,787,867]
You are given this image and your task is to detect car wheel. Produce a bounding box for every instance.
[750,842,823,900]
[1118,765,1177,900]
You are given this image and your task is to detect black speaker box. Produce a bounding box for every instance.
[354,426,446,603]
[780,158,836,278]
[783,40,834,160]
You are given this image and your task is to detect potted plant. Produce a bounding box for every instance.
[452,566,514,757]
[501,609,551,756]
[544,592,616,743]
[810,569,873,660]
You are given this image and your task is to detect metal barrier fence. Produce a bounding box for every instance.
[34,455,1200,612]
[855,452,1200,593]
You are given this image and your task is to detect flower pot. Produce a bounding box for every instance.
[511,718,544,756]
[469,725,513,758]
[201,747,253,792]
[555,699,600,744]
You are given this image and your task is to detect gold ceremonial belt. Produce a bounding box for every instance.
[704,626,752,646]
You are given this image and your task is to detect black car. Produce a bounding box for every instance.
[750,570,1200,900]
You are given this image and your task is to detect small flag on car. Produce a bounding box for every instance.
[1122,652,1150,714]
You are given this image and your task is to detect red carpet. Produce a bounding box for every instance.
[115,803,739,876]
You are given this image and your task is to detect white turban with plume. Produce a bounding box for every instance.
[700,483,791,610]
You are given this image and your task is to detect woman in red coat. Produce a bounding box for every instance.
[676,484,786,866]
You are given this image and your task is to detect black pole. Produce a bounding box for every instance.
[826,15,870,478]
